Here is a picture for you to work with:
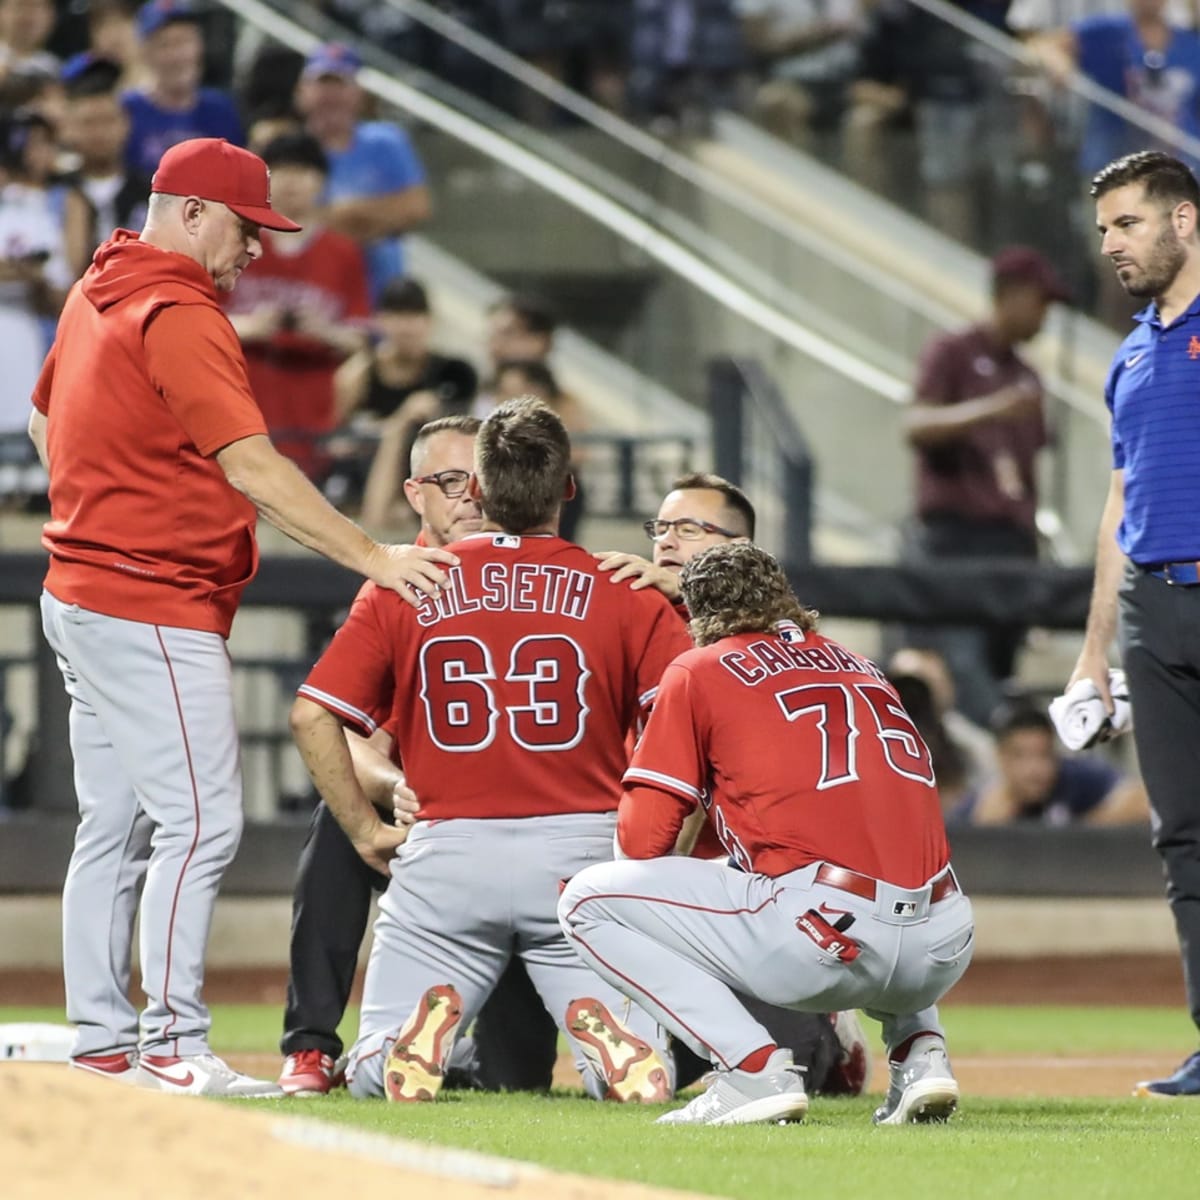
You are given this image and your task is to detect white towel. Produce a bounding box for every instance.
[1048,669,1133,751]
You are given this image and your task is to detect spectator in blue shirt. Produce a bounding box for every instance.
[1037,0,1200,175]
[294,43,431,302]
[121,1,243,177]
[956,706,1148,826]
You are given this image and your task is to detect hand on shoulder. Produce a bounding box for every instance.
[593,550,681,600]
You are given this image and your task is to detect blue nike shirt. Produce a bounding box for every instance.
[1105,293,1200,564]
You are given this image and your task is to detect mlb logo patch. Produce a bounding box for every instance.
[892,901,917,917]
[493,535,521,549]
[777,621,804,644]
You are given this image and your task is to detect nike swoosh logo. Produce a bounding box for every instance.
[141,1063,195,1088]
[1125,352,1146,367]
[818,902,851,916]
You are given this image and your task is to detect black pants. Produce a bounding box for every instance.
[281,801,559,1085]
[1120,566,1200,1034]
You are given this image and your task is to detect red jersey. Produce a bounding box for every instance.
[623,620,949,886]
[34,232,267,637]
[300,532,691,820]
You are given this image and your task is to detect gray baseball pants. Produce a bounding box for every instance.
[347,812,673,1099]
[559,857,973,1068]
[41,591,243,1058]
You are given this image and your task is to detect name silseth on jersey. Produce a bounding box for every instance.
[414,561,595,628]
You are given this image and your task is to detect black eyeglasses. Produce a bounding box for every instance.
[410,469,472,498]
[643,517,740,541]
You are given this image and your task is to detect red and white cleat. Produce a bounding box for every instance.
[279,1049,340,1097]
[69,1051,139,1085]
[565,997,672,1103]
[824,1009,872,1097]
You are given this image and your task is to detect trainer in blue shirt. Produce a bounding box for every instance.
[123,2,244,178]
[1072,150,1200,1099]
[295,44,431,301]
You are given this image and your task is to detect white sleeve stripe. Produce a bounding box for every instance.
[623,766,702,801]
[638,686,659,707]
[297,685,379,734]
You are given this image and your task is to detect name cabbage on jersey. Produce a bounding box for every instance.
[719,626,887,688]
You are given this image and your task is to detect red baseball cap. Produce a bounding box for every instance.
[151,137,302,232]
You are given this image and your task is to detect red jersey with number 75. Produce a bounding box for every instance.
[624,621,949,886]
[300,532,692,819]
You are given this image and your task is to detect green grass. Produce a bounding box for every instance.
[8,1002,1194,1057]
[7,1002,1200,1200]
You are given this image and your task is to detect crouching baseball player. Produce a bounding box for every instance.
[559,543,974,1126]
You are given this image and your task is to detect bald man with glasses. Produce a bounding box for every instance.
[278,415,563,1096]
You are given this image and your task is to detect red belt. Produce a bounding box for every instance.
[815,864,959,904]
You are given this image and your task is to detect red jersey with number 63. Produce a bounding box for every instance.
[300,532,691,819]
[624,621,949,886]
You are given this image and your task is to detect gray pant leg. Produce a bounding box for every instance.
[561,858,972,1070]
[347,823,510,1098]
[513,813,674,1098]
[866,1006,947,1057]
[43,596,244,1055]
[1120,568,1200,1033]
[43,594,153,1057]
[560,857,784,1070]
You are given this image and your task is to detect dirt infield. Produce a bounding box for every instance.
[2,955,1189,1103]
[2,1065,714,1200]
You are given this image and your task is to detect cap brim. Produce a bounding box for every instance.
[229,202,302,233]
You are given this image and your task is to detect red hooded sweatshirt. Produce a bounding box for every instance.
[33,230,268,637]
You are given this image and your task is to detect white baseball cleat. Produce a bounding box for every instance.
[69,1050,140,1085]
[137,1052,284,1098]
[656,1049,808,1126]
[873,1034,959,1125]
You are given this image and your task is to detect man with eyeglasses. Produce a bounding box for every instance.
[595,472,754,603]
[597,473,874,1101]
[288,400,691,1103]
[280,415,584,1097]
[279,415,483,1094]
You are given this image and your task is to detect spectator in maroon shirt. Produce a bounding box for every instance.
[897,246,1069,726]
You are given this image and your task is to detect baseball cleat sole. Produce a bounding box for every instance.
[566,996,672,1103]
[384,984,464,1103]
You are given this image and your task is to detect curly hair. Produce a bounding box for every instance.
[680,543,818,647]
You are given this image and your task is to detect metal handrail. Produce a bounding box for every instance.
[291,0,1117,430]
[371,0,961,332]
[219,0,911,404]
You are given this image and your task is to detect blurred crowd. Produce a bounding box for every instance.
[0,1,1162,821]
[322,1,1200,277]
[0,0,591,525]
[5,0,1199,510]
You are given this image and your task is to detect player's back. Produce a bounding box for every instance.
[670,621,948,887]
[391,533,689,818]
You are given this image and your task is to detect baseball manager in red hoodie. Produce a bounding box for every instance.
[27,137,455,1098]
